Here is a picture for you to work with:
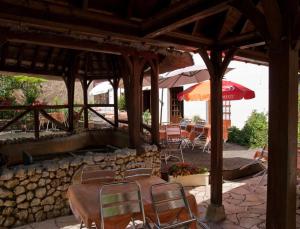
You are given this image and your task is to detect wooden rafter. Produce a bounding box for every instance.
[230,0,270,41]
[44,47,54,70]
[16,44,25,67]
[261,0,282,42]
[143,0,230,38]
[0,1,139,34]
[218,31,263,48]
[31,45,40,69]
[0,42,7,67]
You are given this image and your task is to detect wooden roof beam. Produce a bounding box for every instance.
[0,65,63,77]
[230,0,270,41]
[143,0,231,38]
[0,0,139,34]
[235,49,269,64]
[217,32,265,48]
[165,31,214,47]
[1,29,159,58]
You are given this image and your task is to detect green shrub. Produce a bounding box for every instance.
[143,109,151,125]
[228,126,243,143]
[192,115,202,123]
[118,94,126,111]
[228,110,268,148]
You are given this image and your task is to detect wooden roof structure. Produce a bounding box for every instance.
[0,0,297,71]
[0,1,299,229]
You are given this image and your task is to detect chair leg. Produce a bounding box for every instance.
[180,149,184,162]
[80,221,84,229]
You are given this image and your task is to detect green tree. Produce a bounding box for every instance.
[228,110,268,148]
[118,94,126,111]
[13,75,46,105]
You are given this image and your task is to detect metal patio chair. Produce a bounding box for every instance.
[81,165,115,184]
[99,181,149,229]
[149,182,209,229]
[162,125,184,164]
[124,168,152,180]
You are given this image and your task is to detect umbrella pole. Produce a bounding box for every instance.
[159,89,163,125]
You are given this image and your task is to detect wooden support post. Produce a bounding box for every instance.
[113,79,119,128]
[122,55,146,148]
[81,79,89,129]
[198,48,235,222]
[65,54,78,132]
[266,40,298,229]
[33,109,39,139]
[209,50,223,207]
[150,59,159,145]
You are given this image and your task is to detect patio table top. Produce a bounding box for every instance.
[67,176,199,229]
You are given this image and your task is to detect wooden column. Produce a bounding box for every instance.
[199,48,235,222]
[81,79,89,129]
[66,55,77,132]
[266,40,298,229]
[122,55,145,148]
[111,78,119,128]
[150,59,159,145]
[209,50,223,207]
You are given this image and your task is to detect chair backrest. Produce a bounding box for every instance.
[124,168,152,180]
[100,181,146,229]
[81,165,115,184]
[150,182,195,228]
[165,125,181,140]
[188,130,197,141]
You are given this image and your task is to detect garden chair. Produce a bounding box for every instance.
[124,168,152,180]
[99,181,149,229]
[162,125,184,164]
[181,130,210,152]
[148,182,209,229]
[81,165,115,184]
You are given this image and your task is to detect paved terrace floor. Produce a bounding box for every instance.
[15,175,300,229]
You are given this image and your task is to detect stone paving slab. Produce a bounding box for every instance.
[14,175,300,229]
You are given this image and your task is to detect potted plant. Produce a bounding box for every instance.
[168,163,209,186]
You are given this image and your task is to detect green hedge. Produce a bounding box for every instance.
[228,110,268,148]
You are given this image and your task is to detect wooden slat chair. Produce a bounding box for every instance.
[124,168,152,180]
[149,182,209,229]
[162,125,184,164]
[81,165,115,184]
[99,181,148,229]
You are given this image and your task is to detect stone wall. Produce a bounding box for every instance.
[0,144,160,228]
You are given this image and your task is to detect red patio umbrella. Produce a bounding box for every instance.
[177,80,255,101]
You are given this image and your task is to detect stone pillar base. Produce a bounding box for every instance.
[205,204,226,222]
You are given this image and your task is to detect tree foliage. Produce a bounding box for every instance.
[228,110,268,148]
[0,75,46,105]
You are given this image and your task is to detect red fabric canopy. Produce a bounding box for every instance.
[177,80,255,101]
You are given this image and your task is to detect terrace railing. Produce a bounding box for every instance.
[0,103,115,139]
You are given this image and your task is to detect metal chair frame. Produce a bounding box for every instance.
[163,125,184,164]
[99,181,148,229]
[124,168,153,180]
[149,182,209,229]
[181,130,210,152]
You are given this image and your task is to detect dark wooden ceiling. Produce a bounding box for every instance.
[0,0,298,79]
